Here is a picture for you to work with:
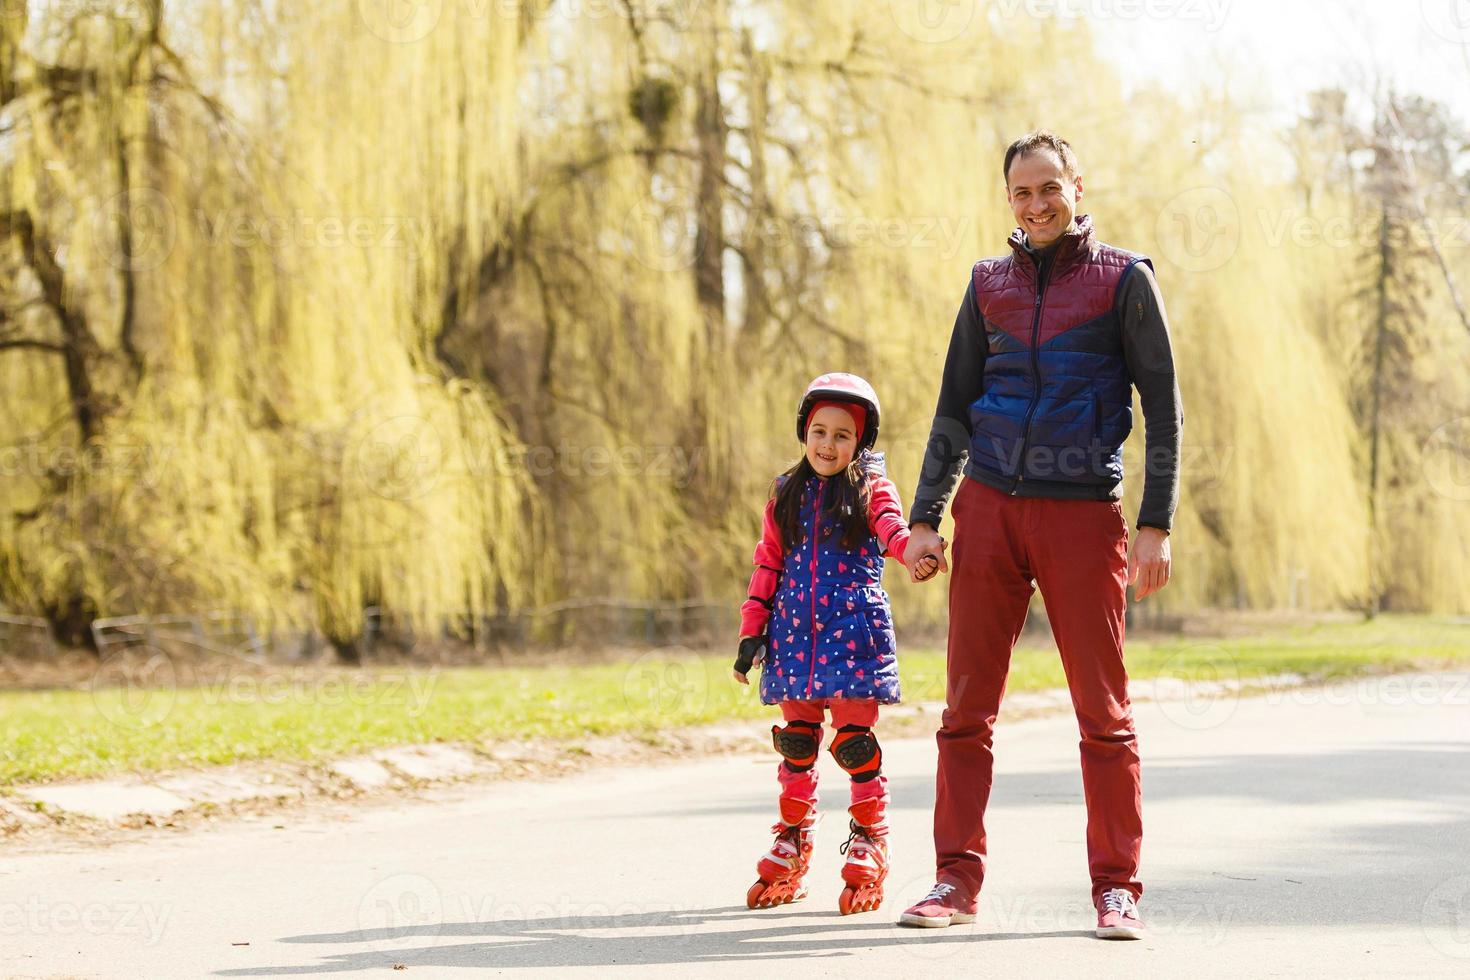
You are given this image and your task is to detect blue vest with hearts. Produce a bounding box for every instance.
[760,467,901,705]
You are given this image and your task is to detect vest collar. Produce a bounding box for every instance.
[1006,213,1096,281]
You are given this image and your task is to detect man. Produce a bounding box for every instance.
[897,131,1182,940]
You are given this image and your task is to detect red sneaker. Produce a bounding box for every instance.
[897,881,977,928]
[1095,888,1144,940]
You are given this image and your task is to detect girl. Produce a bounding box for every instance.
[733,372,941,915]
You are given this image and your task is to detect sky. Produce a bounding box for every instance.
[1087,0,1470,125]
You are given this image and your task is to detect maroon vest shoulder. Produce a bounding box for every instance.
[971,241,1146,346]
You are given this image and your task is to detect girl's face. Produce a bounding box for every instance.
[804,405,858,477]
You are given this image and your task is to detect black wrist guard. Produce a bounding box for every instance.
[734,635,766,677]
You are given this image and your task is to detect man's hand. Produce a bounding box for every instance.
[1127,526,1172,601]
[905,523,949,583]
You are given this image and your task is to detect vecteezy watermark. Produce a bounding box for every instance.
[1261,673,1470,714]
[2,0,149,22]
[500,442,706,486]
[0,898,173,946]
[0,440,178,489]
[192,671,440,716]
[622,187,976,273]
[1423,417,1470,502]
[194,209,432,255]
[1423,874,1470,959]
[1155,197,1470,272]
[1258,210,1470,252]
[757,213,974,261]
[342,408,708,502]
[355,0,702,45]
[1123,441,1237,489]
[1421,0,1470,44]
[993,0,1231,31]
[89,644,442,730]
[988,893,1235,943]
[1155,186,1241,273]
[452,895,700,942]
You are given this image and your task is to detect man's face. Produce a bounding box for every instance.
[1006,149,1083,247]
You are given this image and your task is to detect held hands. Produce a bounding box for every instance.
[1127,526,1172,601]
[732,635,766,684]
[904,524,949,583]
[912,551,942,581]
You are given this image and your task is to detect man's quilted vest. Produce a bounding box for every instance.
[968,214,1151,491]
[761,468,900,706]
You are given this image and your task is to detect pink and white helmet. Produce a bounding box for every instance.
[796,373,881,453]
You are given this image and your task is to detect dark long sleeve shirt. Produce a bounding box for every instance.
[909,260,1183,531]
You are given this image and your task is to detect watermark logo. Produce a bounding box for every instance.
[622,649,712,722]
[1421,0,1470,44]
[357,0,444,43]
[1423,874,1470,959]
[623,176,702,274]
[1155,186,1240,272]
[97,188,177,273]
[358,873,445,958]
[1150,645,1240,730]
[993,0,1231,31]
[1423,417,1470,502]
[887,0,977,45]
[90,645,179,730]
[350,415,445,501]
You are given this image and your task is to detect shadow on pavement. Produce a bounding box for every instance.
[215,745,1470,973]
[218,906,1089,973]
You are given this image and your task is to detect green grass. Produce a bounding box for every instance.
[0,615,1465,786]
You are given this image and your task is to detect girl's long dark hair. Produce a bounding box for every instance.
[771,450,874,552]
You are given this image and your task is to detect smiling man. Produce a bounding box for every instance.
[899,131,1183,939]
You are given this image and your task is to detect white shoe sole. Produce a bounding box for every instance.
[898,910,977,928]
[1096,925,1144,940]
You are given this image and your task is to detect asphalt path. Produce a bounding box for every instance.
[3,673,1469,978]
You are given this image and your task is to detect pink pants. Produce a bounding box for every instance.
[777,699,887,809]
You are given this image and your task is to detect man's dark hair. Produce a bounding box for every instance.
[1003,131,1080,185]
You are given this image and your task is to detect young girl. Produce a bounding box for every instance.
[733,372,940,915]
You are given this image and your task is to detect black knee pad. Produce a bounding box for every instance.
[771,720,820,771]
[830,725,882,782]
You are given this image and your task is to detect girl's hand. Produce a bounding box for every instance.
[910,537,947,581]
[733,635,766,684]
[906,527,948,582]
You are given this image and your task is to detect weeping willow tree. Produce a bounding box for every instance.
[1,1,1466,657]
[0,2,545,652]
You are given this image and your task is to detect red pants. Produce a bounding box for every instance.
[777,699,886,809]
[935,478,1141,903]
